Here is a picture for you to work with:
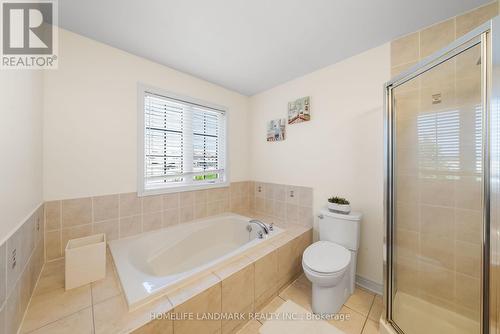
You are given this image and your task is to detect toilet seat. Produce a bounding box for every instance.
[303,241,351,274]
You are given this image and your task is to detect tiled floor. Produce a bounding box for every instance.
[237,274,383,334]
[19,247,381,334]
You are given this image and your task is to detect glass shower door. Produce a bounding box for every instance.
[391,42,484,334]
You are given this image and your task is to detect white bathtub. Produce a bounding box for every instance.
[109,213,283,309]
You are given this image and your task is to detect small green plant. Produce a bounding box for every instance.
[328,196,350,205]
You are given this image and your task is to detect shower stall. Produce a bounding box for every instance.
[383,17,500,334]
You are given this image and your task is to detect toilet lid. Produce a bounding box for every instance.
[303,241,351,274]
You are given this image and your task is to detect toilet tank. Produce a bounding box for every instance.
[318,209,362,251]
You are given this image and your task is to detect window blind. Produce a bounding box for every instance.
[143,92,226,191]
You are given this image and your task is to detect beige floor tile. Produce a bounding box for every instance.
[362,319,379,334]
[368,295,383,321]
[26,307,93,334]
[22,285,92,333]
[34,260,65,296]
[345,287,375,316]
[93,293,172,334]
[278,274,312,312]
[236,320,261,334]
[91,256,121,304]
[328,306,367,334]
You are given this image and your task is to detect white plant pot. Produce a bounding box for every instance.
[65,233,106,290]
[328,202,351,214]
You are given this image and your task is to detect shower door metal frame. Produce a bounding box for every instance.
[383,18,499,334]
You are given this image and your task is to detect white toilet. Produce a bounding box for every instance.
[302,209,362,314]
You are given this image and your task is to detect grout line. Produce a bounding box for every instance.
[90,281,96,334]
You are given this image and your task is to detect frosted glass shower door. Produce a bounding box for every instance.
[392,42,483,334]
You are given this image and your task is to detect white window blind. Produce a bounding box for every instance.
[142,91,226,192]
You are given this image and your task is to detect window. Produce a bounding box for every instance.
[138,86,228,195]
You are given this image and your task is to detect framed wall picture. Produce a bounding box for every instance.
[288,96,311,124]
[266,118,286,142]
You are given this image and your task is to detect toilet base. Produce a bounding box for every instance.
[311,282,349,315]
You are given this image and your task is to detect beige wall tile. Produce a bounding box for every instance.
[119,215,142,238]
[418,261,454,301]
[264,183,275,199]
[195,190,207,206]
[455,273,480,310]
[0,242,5,307]
[173,284,222,334]
[396,202,419,232]
[420,178,455,207]
[61,224,93,251]
[455,176,482,210]
[93,293,172,334]
[285,186,299,205]
[194,202,208,219]
[0,306,5,334]
[285,204,298,223]
[180,191,195,207]
[391,32,419,67]
[61,198,92,227]
[277,242,297,290]
[420,234,454,270]
[92,195,118,222]
[420,19,455,58]
[119,193,141,217]
[163,209,179,227]
[46,230,62,261]
[45,201,61,231]
[455,209,482,244]
[391,61,418,79]
[163,193,179,210]
[179,205,194,223]
[456,2,498,37]
[93,219,119,241]
[455,240,481,277]
[220,265,254,334]
[254,249,278,311]
[236,319,261,334]
[420,205,454,237]
[5,282,21,334]
[142,195,163,213]
[143,212,163,232]
[132,317,173,334]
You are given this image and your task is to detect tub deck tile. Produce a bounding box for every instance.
[167,273,221,308]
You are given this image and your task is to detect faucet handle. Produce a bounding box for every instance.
[269,223,274,231]
[257,231,264,239]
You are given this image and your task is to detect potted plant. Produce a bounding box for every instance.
[328,196,351,214]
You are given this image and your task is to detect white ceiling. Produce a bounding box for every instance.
[59,0,491,95]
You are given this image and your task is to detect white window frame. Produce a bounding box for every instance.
[137,83,229,196]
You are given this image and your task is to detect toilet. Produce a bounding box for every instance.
[302,209,362,314]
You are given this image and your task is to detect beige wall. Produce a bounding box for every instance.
[0,71,43,243]
[248,44,390,284]
[43,29,250,201]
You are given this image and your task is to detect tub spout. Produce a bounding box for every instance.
[248,219,270,235]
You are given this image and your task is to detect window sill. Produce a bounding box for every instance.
[137,180,230,197]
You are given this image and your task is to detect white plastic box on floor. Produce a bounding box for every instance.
[65,233,106,290]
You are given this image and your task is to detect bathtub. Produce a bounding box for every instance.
[109,213,283,309]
